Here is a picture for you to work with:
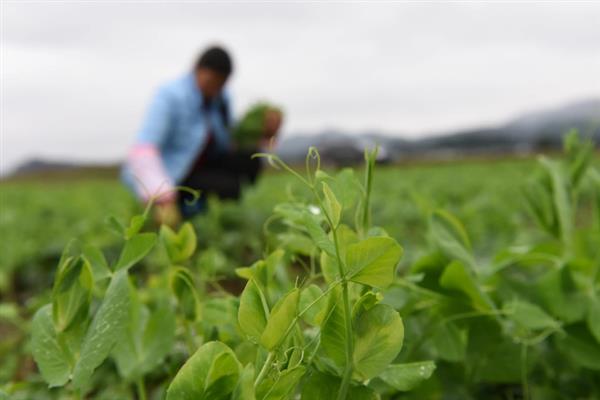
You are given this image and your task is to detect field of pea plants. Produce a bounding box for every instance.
[1,132,599,400]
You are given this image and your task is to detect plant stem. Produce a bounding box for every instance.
[254,351,275,388]
[336,280,354,400]
[136,377,147,400]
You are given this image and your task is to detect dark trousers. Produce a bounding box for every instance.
[178,149,262,217]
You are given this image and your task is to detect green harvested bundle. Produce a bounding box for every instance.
[233,102,283,149]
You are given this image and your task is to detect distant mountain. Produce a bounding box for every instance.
[276,98,600,165]
[5,98,600,179]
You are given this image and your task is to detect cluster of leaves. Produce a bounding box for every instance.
[391,131,600,399]
[24,149,434,399]
[7,131,599,399]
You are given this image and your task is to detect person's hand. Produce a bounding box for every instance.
[154,200,181,228]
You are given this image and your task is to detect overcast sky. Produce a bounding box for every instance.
[2,2,600,173]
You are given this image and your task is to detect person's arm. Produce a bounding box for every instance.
[127,87,176,204]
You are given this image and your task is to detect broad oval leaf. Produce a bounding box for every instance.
[352,303,404,380]
[346,237,403,289]
[166,341,241,400]
[31,304,72,387]
[378,361,436,391]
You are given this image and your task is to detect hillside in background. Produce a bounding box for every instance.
[5,98,600,179]
[277,98,600,164]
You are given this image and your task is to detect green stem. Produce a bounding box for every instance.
[254,351,275,388]
[136,377,147,400]
[337,280,354,400]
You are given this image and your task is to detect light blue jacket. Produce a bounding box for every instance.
[122,72,231,197]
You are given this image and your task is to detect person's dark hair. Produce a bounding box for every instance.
[195,46,233,76]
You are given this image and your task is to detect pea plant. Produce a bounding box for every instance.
[30,148,433,399]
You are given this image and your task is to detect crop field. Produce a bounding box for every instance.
[1,134,599,400]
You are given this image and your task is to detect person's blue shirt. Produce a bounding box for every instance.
[122,72,231,200]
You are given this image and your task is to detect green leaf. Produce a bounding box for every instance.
[260,288,300,350]
[171,267,200,321]
[113,302,176,380]
[114,233,157,271]
[125,214,146,239]
[540,157,573,247]
[557,324,600,370]
[204,351,242,399]
[439,261,493,311]
[52,256,93,332]
[238,279,269,343]
[31,305,72,387]
[72,269,131,389]
[301,370,378,400]
[431,321,466,362]
[320,288,347,371]
[160,223,197,263]
[82,245,111,282]
[166,341,241,400]
[298,284,327,326]
[537,267,587,323]
[378,361,436,391]
[232,364,255,400]
[322,182,341,227]
[503,299,559,331]
[430,209,475,267]
[302,212,336,257]
[588,298,600,343]
[256,366,306,400]
[346,237,403,289]
[352,304,404,380]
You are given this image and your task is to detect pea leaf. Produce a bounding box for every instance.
[260,288,300,350]
[300,370,378,400]
[238,279,269,343]
[52,256,93,333]
[171,267,200,321]
[378,361,436,391]
[114,233,157,271]
[82,245,112,282]
[31,305,72,387]
[588,298,600,344]
[346,237,403,289]
[352,304,404,380]
[256,366,306,400]
[430,209,475,267]
[232,364,255,400]
[166,341,241,400]
[431,320,466,362]
[72,269,131,389]
[503,299,559,331]
[160,222,197,264]
[320,288,347,371]
[298,284,327,326]
[439,261,494,311]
